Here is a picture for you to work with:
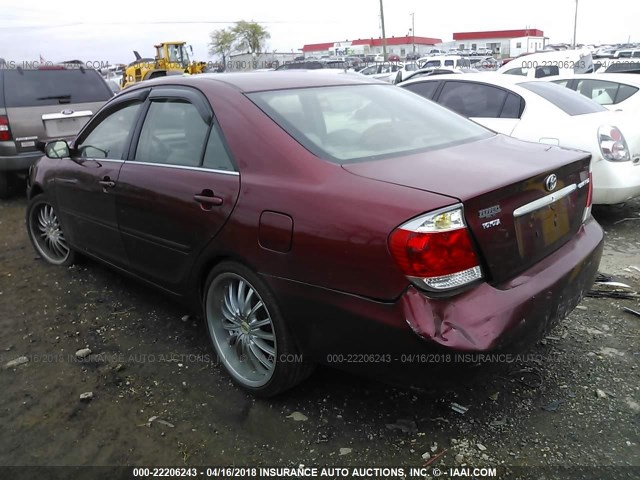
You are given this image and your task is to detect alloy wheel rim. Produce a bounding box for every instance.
[30,203,70,264]
[206,273,277,387]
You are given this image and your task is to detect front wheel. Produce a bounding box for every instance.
[203,261,313,396]
[26,194,76,266]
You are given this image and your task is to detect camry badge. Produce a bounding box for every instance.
[478,205,501,219]
[545,174,557,192]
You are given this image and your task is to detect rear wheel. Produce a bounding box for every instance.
[26,194,76,266]
[203,261,313,396]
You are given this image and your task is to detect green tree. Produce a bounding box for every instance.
[232,20,271,54]
[208,28,236,70]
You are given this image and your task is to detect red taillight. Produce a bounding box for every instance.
[389,205,483,292]
[586,172,593,208]
[0,116,11,141]
[390,228,479,277]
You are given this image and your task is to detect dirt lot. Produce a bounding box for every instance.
[0,193,638,479]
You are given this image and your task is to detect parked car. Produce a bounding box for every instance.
[497,49,594,78]
[0,65,113,197]
[613,49,640,59]
[545,73,640,112]
[400,73,640,205]
[405,52,421,61]
[594,59,640,74]
[28,72,603,396]
[275,61,325,70]
[387,54,401,62]
[417,55,472,70]
[358,63,404,80]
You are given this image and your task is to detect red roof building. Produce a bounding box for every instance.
[301,36,442,57]
[451,29,547,57]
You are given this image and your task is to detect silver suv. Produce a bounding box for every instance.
[0,63,113,197]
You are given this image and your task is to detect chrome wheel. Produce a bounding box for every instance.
[206,273,277,388]
[29,202,70,265]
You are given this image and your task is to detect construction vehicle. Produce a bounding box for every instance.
[121,41,208,89]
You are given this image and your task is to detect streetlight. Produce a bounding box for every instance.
[379,0,387,60]
[572,0,579,48]
[410,12,415,53]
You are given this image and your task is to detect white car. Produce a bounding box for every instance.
[358,63,406,82]
[417,55,472,70]
[544,73,640,113]
[399,73,640,205]
[498,49,594,78]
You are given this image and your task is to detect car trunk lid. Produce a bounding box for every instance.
[343,135,592,284]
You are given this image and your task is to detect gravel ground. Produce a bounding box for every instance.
[0,193,638,479]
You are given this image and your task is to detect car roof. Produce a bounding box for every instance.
[543,72,640,86]
[126,71,380,93]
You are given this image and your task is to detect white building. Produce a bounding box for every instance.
[452,29,548,57]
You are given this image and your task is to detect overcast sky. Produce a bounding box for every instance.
[1,0,638,64]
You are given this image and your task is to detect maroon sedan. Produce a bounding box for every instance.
[26,72,603,396]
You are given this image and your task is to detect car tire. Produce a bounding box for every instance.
[203,261,314,396]
[26,194,76,266]
[0,172,9,199]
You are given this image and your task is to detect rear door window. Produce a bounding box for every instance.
[438,81,511,118]
[500,93,525,118]
[202,121,235,172]
[4,69,113,108]
[135,100,209,167]
[402,81,440,99]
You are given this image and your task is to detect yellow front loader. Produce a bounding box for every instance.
[121,41,208,89]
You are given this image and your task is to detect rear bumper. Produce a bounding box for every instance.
[265,218,603,364]
[0,151,42,172]
[592,156,640,204]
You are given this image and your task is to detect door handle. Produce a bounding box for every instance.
[99,180,116,188]
[194,190,223,207]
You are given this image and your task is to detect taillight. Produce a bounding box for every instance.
[598,125,630,162]
[389,205,483,292]
[582,171,593,223]
[0,116,11,141]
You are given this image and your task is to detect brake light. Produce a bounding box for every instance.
[0,116,11,141]
[598,125,630,162]
[389,205,483,292]
[582,171,593,223]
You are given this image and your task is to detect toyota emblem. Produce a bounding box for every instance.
[545,174,557,192]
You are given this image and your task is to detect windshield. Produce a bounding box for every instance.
[248,84,492,164]
[520,81,607,115]
[167,44,190,65]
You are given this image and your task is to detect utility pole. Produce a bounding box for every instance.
[572,0,579,48]
[411,12,415,53]
[379,0,387,60]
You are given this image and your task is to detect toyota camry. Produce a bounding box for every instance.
[26,72,603,396]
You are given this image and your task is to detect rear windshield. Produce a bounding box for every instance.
[3,69,113,108]
[519,81,606,115]
[248,84,492,164]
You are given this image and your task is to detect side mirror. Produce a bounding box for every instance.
[45,140,71,159]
